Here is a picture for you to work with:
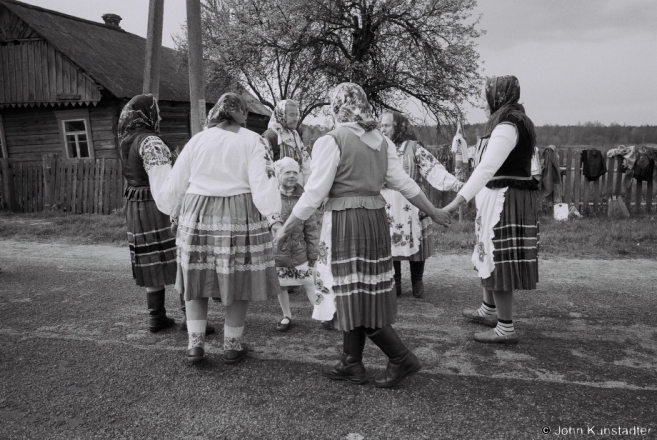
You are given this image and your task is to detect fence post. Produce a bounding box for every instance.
[635,180,643,214]
[42,154,56,211]
[1,158,14,211]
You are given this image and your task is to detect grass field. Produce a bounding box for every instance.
[1,210,656,259]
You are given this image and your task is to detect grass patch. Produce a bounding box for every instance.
[1,211,656,259]
[0,210,127,246]
[435,213,657,259]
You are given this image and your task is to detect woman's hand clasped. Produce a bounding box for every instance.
[273,223,290,249]
[430,208,452,227]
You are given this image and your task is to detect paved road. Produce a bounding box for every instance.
[1,240,656,439]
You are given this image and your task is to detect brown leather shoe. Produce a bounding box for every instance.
[224,346,248,364]
[186,347,205,364]
[473,329,519,344]
[321,355,368,384]
[462,309,498,327]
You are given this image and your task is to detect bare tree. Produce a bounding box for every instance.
[193,0,484,127]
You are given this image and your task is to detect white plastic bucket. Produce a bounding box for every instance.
[553,203,568,221]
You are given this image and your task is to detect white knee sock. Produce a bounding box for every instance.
[187,320,207,349]
[224,325,244,351]
[303,279,317,305]
[277,290,292,321]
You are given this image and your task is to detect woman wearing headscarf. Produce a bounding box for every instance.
[276,83,451,388]
[379,111,463,298]
[118,94,179,333]
[443,75,539,344]
[262,99,312,185]
[155,93,282,364]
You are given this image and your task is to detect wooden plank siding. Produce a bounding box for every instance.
[0,40,101,107]
[0,100,119,161]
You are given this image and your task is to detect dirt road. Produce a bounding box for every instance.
[1,240,655,439]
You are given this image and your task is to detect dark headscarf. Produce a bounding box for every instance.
[206,92,248,128]
[483,75,536,146]
[383,111,417,144]
[118,94,161,160]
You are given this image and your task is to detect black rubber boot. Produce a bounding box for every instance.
[179,293,216,335]
[365,325,422,388]
[146,289,175,333]
[410,261,425,298]
[393,260,402,297]
[322,327,368,384]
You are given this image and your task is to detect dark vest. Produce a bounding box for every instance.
[326,127,388,198]
[487,115,536,190]
[121,133,152,188]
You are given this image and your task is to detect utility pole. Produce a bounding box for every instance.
[143,0,165,98]
[186,0,205,136]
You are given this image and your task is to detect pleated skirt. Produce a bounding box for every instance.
[315,207,396,331]
[482,188,540,291]
[125,197,177,288]
[175,193,280,304]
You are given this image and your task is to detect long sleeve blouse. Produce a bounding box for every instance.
[457,123,518,202]
[411,143,463,192]
[293,127,422,221]
[138,136,174,214]
[150,127,281,225]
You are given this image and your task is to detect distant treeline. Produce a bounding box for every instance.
[417,123,657,148]
[302,123,657,149]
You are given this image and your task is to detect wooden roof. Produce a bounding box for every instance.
[0,0,270,116]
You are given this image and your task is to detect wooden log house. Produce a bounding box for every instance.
[0,0,270,213]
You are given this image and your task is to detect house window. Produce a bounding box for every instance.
[0,115,7,159]
[63,119,90,158]
[54,109,94,159]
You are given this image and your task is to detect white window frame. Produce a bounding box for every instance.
[0,115,7,159]
[54,109,95,159]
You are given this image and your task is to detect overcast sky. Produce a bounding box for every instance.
[19,0,657,126]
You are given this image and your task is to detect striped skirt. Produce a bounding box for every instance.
[175,193,280,304]
[313,207,397,331]
[125,196,177,288]
[482,188,540,291]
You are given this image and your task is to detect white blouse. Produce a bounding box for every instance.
[139,136,174,214]
[457,123,518,202]
[148,127,281,225]
[292,126,422,220]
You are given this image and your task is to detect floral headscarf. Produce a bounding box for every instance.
[330,82,383,150]
[118,94,161,160]
[382,111,417,144]
[206,92,248,128]
[269,99,299,131]
[483,75,536,146]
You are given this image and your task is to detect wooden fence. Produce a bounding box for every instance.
[423,145,655,216]
[544,146,654,215]
[0,147,655,216]
[0,155,125,214]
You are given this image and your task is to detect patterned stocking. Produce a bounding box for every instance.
[187,320,206,349]
[224,325,244,351]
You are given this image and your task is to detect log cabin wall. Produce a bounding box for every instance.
[0,99,119,162]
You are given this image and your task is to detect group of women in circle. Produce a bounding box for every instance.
[119,75,539,387]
